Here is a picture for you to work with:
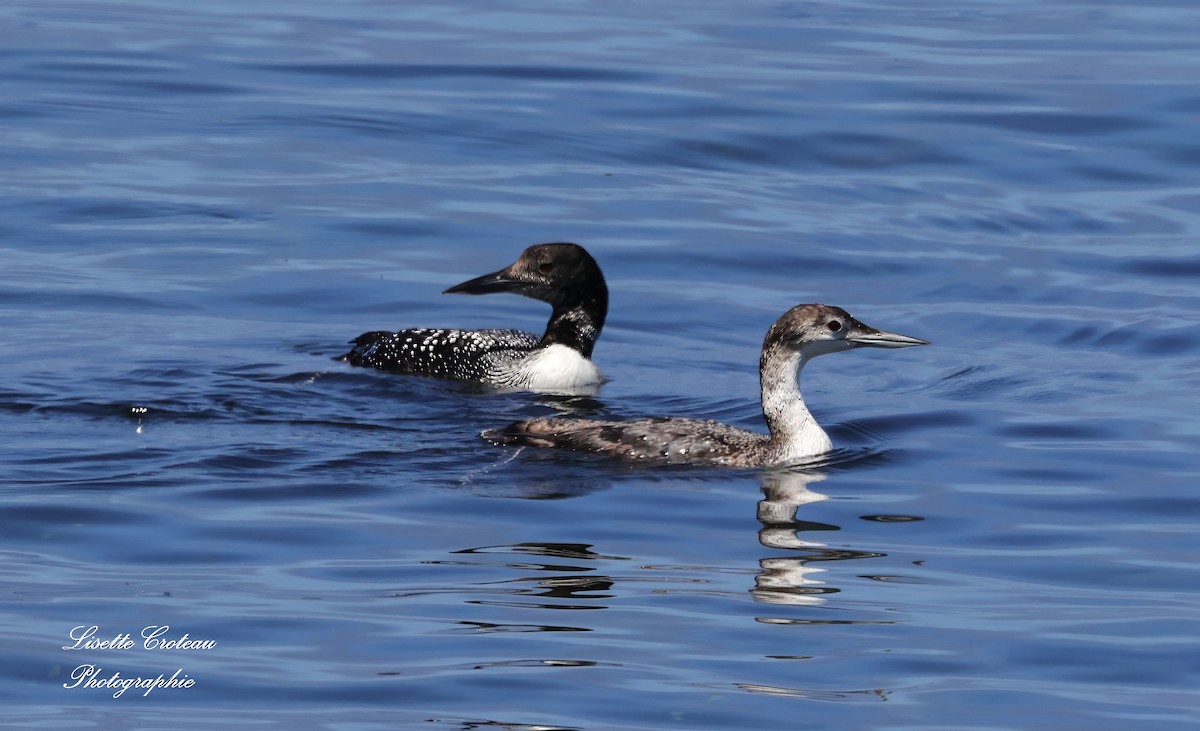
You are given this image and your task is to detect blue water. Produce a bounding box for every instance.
[2,1,1199,728]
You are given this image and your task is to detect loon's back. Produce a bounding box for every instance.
[485,416,772,467]
[339,327,539,382]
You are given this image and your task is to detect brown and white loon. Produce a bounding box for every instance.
[337,243,607,394]
[483,304,927,467]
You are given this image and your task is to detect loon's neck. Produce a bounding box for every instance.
[538,288,607,358]
[759,346,832,460]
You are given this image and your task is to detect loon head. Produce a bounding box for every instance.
[763,303,928,361]
[443,242,606,310]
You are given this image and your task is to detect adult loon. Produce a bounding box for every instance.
[337,242,607,394]
[484,303,927,467]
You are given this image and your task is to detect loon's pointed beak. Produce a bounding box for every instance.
[845,325,928,349]
[443,267,525,296]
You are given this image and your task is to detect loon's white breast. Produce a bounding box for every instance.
[511,343,604,394]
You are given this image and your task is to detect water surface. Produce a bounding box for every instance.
[2,1,1199,729]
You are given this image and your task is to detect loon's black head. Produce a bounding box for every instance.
[443,242,606,310]
[443,242,608,357]
[763,303,928,360]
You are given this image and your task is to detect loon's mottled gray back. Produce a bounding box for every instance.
[486,415,772,467]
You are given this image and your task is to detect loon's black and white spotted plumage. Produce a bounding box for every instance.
[338,243,607,394]
[484,304,927,467]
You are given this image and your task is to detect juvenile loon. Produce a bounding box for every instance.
[337,242,607,394]
[483,304,927,467]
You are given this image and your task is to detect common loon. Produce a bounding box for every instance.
[337,243,607,394]
[483,304,927,467]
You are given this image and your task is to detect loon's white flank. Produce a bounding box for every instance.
[511,343,604,393]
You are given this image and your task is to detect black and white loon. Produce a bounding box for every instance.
[484,304,927,467]
[337,242,607,394]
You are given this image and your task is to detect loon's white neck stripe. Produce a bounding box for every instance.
[759,351,833,462]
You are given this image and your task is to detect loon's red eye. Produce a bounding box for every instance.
[828,320,842,332]
[539,262,554,274]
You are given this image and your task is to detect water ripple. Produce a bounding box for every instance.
[254,62,652,83]
[3,1,1198,728]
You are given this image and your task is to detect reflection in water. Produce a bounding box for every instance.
[753,470,887,608]
[452,542,626,563]
[734,682,893,702]
[449,620,591,634]
[428,718,582,731]
[531,394,608,416]
[757,469,831,530]
[441,476,900,615]
[755,470,834,606]
[753,556,831,606]
[436,542,618,611]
